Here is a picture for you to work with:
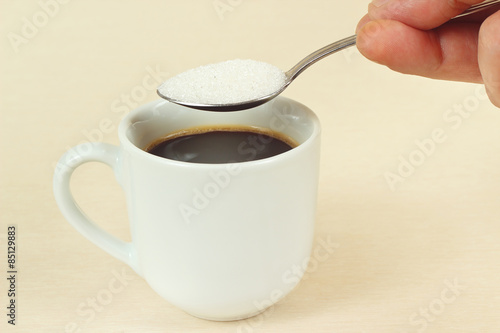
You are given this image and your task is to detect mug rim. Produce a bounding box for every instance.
[118,97,321,167]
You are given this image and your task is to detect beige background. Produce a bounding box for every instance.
[1,0,500,332]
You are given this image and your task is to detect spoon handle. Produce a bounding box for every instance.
[453,0,500,18]
[285,35,356,82]
[285,0,500,82]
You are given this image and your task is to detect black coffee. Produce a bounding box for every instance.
[146,126,297,163]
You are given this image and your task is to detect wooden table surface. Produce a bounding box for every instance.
[1,1,499,332]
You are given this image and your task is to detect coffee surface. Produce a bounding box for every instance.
[146,126,296,163]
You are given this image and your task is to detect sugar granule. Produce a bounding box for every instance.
[158,59,286,105]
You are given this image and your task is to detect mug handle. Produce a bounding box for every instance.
[53,142,138,273]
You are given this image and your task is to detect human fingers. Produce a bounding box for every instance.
[356,14,372,33]
[356,19,483,82]
[368,0,487,30]
[478,9,500,106]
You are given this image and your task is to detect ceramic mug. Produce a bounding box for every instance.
[53,96,321,321]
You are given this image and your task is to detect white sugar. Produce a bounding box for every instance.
[158,59,286,105]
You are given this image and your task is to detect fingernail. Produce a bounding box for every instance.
[371,0,391,8]
[356,14,372,33]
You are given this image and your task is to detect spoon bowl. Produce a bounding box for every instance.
[157,35,356,112]
[157,85,287,112]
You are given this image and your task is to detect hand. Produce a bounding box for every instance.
[356,0,500,107]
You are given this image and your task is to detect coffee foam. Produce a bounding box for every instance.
[145,125,299,153]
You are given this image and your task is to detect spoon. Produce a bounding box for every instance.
[157,0,500,112]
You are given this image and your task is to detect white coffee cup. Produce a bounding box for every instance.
[53,96,321,321]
